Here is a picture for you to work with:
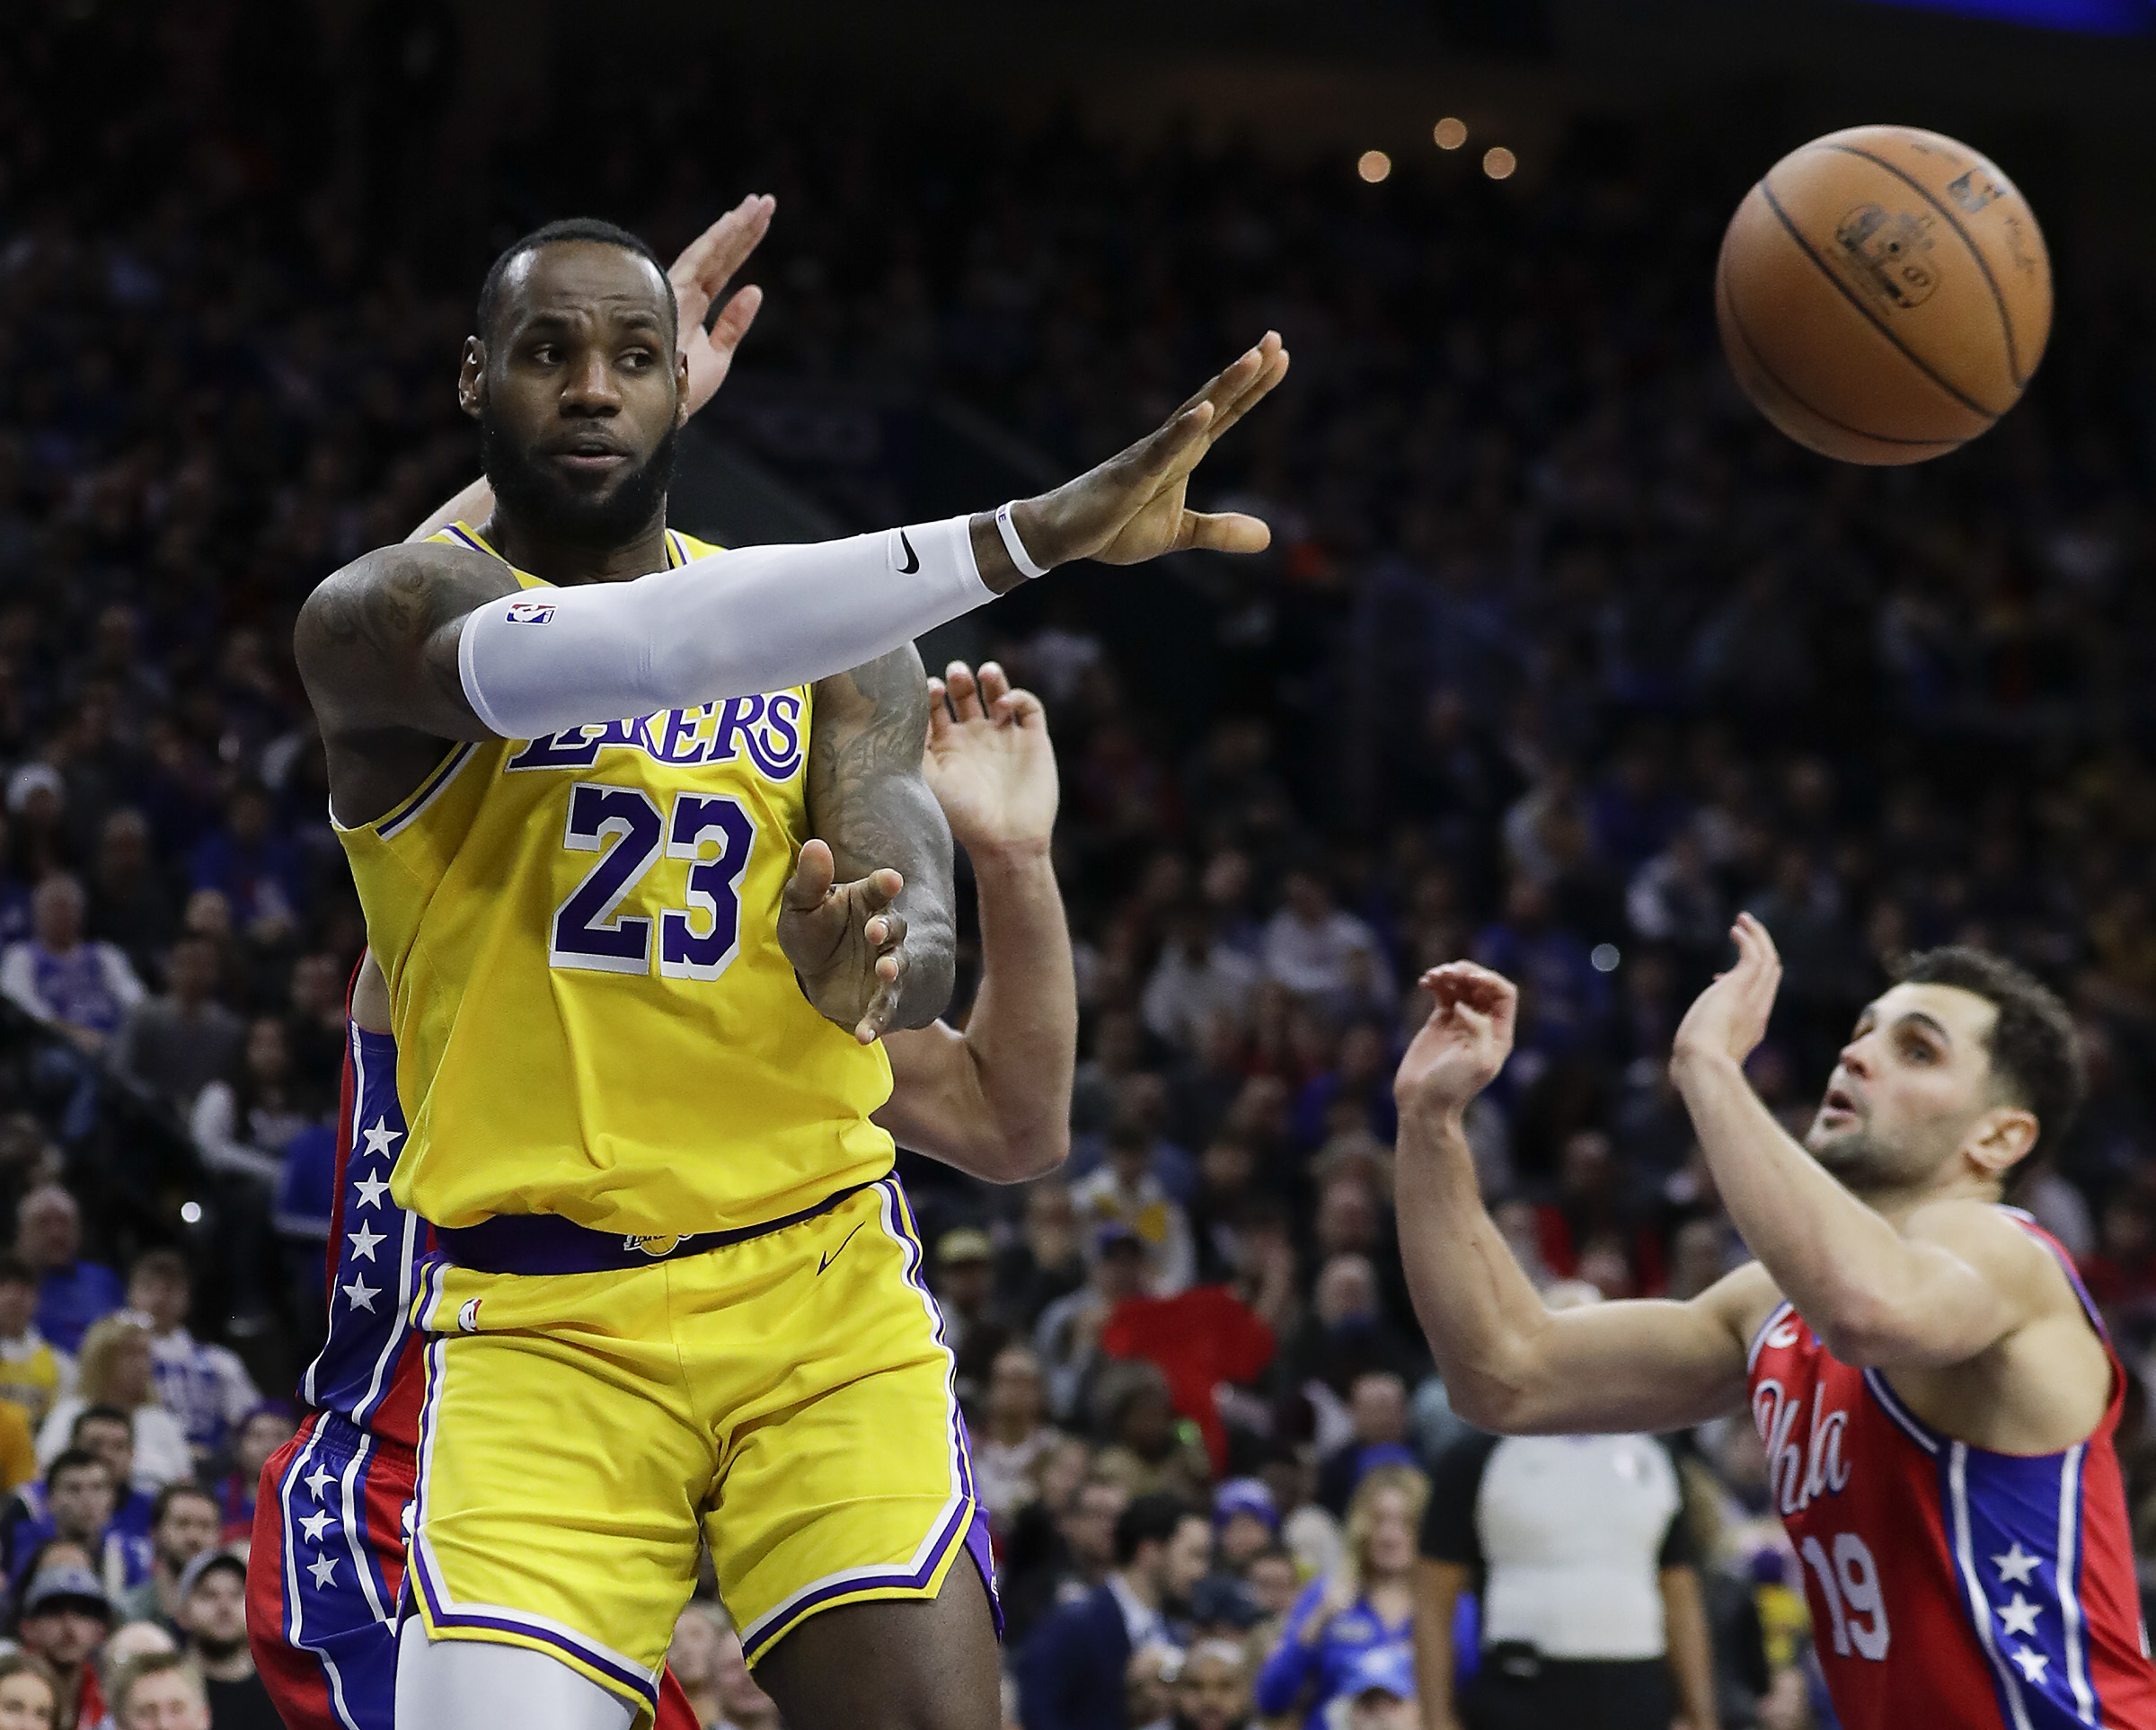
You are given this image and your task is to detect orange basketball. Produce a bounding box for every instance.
[1716,125,2052,464]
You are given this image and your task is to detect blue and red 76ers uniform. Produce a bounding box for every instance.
[244,1020,702,1729]
[1747,1211,2156,1729]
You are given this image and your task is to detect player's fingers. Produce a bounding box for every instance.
[995,688,1046,730]
[686,194,775,294]
[1134,401,1215,480]
[1171,333,1276,423]
[864,906,907,951]
[1205,347,1291,444]
[707,283,764,353]
[975,660,1012,707]
[1202,332,1286,428]
[783,839,835,909]
[1177,511,1273,556]
[944,662,984,723]
[853,867,904,914]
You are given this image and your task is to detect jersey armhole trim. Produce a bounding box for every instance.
[1745,1300,1795,1373]
[332,742,481,840]
[1999,1205,2108,1339]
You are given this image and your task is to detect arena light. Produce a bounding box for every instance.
[1434,118,1468,150]
[180,1200,203,1224]
[1357,150,1392,183]
[1483,146,1517,181]
[1591,943,1621,974]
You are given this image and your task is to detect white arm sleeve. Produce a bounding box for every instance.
[456,515,994,737]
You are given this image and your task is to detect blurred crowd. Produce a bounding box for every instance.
[3,1,2156,1726]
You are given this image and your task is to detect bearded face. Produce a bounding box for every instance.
[482,410,677,549]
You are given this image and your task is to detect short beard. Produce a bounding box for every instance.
[480,417,677,550]
[1807,1125,1927,1196]
[192,1632,248,1664]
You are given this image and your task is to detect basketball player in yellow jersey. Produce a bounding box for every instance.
[292,210,1286,1730]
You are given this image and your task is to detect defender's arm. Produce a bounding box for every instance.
[1392,963,1763,1434]
[876,666,1073,1179]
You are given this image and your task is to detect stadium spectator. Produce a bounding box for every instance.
[1329,1646,1417,1730]
[974,1345,1061,1527]
[107,944,240,1115]
[0,1650,59,1730]
[13,1192,120,1358]
[5,1452,115,1584]
[1211,1479,1279,1571]
[706,1622,780,1730]
[929,1228,1003,1401]
[213,1406,295,1541]
[1255,1465,1427,1730]
[1090,1361,1213,1504]
[84,813,177,989]
[1261,869,1392,1016]
[1144,905,1260,1054]
[62,1411,155,1553]
[1018,1492,1212,1730]
[112,1487,220,1633]
[123,1254,257,1467]
[997,1470,1126,1649]
[35,1323,189,1490]
[1036,1224,1150,1422]
[186,1020,306,1189]
[1071,1124,1196,1297]
[104,1650,205,1730]
[171,1552,273,1730]
[13,1557,112,1730]
[665,1603,723,1728]
[0,878,144,1059]
[1314,1373,1416,1518]
[186,787,301,948]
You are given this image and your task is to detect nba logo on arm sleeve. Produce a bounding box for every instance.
[506,601,556,625]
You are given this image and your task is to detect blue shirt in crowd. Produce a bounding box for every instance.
[1256,1578,1421,1730]
[35,1260,123,1355]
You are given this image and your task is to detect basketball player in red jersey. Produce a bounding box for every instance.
[1393,914,2156,1729]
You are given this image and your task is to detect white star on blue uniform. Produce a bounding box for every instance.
[2010,1646,2049,1684]
[298,1509,334,1543]
[361,1118,403,1161]
[1998,1594,2042,1638]
[307,1554,338,1589]
[351,1172,391,1211]
[347,1222,385,1263]
[1993,1542,2041,1586]
[342,1276,380,1313]
[304,1463,334,1501]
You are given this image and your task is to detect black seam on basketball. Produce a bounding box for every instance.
[1719,249,1963,452]
[1820,143,2027,388]
[1757,179,2001,427]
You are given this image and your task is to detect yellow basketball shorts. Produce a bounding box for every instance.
[402,1177,992,1722]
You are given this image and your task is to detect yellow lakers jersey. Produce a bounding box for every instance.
[336,523,896,1236]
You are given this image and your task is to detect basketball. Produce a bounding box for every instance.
[1716,124,2052,464]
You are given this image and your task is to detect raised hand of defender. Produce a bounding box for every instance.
[670,193,774,417]
[1395,962,1518,1117]
[923,661,1058,852]
[778,839,909,1045]
[1012,333,1291,569]
[1673,913,1784,1068]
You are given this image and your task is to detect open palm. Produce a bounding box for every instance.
[923,662,1058,851]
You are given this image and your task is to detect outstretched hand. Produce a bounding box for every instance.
[923,661,1058,853]
[1672,913,1783,1070]
[1395,962,1518,1117]
[670,194,773,417]
[1005,334,1291,573]
[777,838,909,1044]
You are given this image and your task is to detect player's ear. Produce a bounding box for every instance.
[1966,1105,2038,1184]
[457,338,487,419]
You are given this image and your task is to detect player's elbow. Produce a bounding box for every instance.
[973,1119,1071,1185]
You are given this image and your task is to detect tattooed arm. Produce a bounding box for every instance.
[293,543,524,825]
[779,646,958,1043]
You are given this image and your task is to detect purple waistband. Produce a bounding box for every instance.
[434,1182,871,1275]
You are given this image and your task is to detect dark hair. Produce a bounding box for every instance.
[71,1405,131,1442]
[0,1256,32,1289]
[1896,946,2085,1170]
[475,217,676,345]
[151,1480,218,1527]
[129,1247,190,1287]
[1113,1491,1197,1567]
[45,1449,110,1489]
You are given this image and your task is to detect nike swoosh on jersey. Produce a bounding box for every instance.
[897,529,920,575]
[818,1222,867,1275]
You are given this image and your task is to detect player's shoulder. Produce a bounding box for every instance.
[1908,1197,2082,1311]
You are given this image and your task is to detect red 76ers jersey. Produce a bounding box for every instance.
[1746,1213,2156,1729]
